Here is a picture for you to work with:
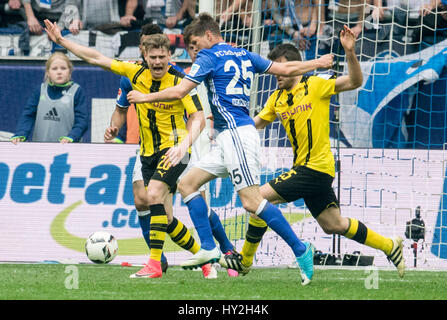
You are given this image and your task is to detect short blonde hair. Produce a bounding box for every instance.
[44,52,73,82]
[140,34,171,54]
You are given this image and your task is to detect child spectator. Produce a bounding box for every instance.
[10,52,88,143]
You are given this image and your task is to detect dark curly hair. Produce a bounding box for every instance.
[267,43,302,62]
[184,12,221,45]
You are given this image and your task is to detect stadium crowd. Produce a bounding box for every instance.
[1,0,447,59]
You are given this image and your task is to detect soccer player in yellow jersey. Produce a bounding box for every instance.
[44,19,206,279]
[230,25,405,278]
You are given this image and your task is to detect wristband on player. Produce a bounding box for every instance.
[112,137,124,144]
[59,136,74,142]
[10,136,26,142]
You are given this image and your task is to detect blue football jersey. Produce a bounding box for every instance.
[185,42,272,131]
[116,76,132,108]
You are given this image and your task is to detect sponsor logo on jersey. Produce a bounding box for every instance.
[152,102,174,110]
[277,103,312,120]
[189,64,200,77]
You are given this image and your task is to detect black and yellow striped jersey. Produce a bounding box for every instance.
[111,60,203,157]
[258,75,337,177]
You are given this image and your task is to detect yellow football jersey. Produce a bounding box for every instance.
[111,60,202,157]
[258,75,336,177]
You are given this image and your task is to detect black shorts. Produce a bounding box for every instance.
[140,148,189,194]
[268,166,339,219]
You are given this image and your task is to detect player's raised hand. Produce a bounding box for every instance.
[340,25,356,52]
[104,126,119,143]
[127,90,148,104]
[44,19,63,44]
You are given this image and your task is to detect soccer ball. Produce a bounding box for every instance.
[85,231,118,264]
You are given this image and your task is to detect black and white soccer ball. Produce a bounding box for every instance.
[85,231,118,264]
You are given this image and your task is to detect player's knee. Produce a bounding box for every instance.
[320,220,345,235]
[133,195,148,211]
[241,199,260,214]
[146,190,164,205]
[320,224,337,235]
[178,179,195,197]
[177,179,187,195]
[134,203,149,212]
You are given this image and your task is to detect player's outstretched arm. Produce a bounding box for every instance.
[44,19,113,71]
[127,78,198,104]
[254,115,271,130]
[334,25,363,93]
[267,53,334,77]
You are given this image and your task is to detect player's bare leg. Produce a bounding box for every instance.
[317,207,405,277]
[232,183,286,271]
[221,185,315,285]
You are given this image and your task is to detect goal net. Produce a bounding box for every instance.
[207,0,447,270]
[0,0,446,271]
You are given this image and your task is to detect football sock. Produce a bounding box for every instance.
[184,192,216,250]
[257,200,306,257]
[137,210,152,249]
[138,211,167,263]
[240,215,268,266]
[209,209,234,253]
[148,204,168,262]
[344,218,393,255]
[167,217,200,254]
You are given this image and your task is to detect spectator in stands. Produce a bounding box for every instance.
[22,0,80,35]
[322,0,383,58]
[326,0,384,39]
[264,0,327,59]
[0,0,25,28]
[386,0,434,44]
[165,0,196,29]
[219,0,252,28]
[138,0,195,30]
[10,52,88,144]
[421,0,447,41]
[68,0,139,35]
[218,0,263,48]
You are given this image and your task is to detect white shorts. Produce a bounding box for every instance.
[195,125,260,192]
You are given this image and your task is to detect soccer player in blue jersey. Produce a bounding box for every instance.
[127,13,334,285]
[108,22,238,278]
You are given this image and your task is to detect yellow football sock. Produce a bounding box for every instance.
[167,217,200,254]
[344,218,393,255]
[240,215,268,266]
[149,204,168,261]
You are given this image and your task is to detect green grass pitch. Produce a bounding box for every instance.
[1,263,446,300]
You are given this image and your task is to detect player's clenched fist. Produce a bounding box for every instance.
[318,54,334,69]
